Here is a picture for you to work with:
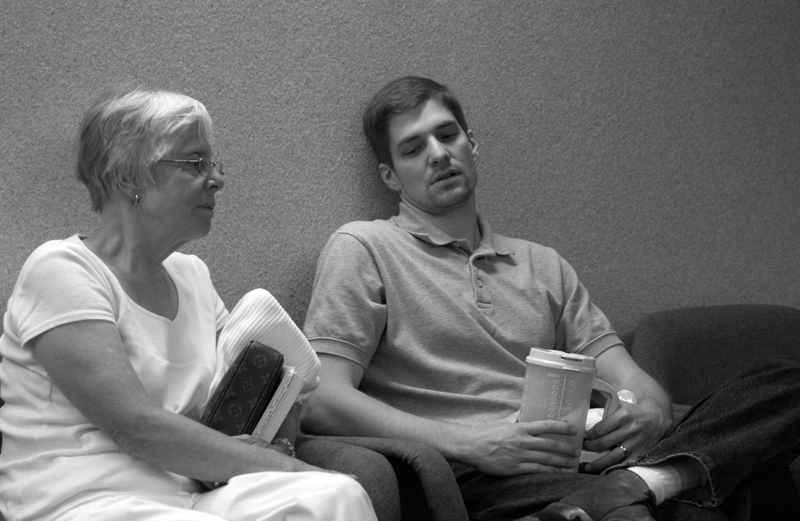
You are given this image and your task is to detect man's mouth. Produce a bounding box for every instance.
[433,169,460,184]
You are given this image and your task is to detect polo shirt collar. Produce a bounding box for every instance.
[393,202,513,256]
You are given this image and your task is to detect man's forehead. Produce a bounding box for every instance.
[388,99,458,145]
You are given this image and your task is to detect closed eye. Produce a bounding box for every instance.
[400,142,422,156]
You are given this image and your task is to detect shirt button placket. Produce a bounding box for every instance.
[471,258,491,307]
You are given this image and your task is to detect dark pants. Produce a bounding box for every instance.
[298,436,402,521]
[452,358,800,521]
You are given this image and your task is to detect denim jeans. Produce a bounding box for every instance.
[452,358,800,521]
[619,357,800,508]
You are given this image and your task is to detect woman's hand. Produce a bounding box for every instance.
[232,434,295,458]
[232,434,272,449]
[230,434,354,478]
[273,401,302,446]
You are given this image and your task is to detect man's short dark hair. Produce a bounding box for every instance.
[362,76,469,167]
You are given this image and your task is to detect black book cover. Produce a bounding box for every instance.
[201,340,285,435]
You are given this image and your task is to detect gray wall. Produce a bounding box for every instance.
[2,1,798,334]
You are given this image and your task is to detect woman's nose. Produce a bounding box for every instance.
[207,171,225,190]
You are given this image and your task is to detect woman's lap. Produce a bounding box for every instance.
[44,471,376,521]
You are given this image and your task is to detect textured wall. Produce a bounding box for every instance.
[2,1,798,334]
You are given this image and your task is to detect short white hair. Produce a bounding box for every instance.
[76,88,212,211]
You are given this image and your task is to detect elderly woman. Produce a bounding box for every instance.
[0,89,377,521]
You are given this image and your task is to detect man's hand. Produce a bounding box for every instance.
[457,420,581,476]
[581,345,673,473]
[581,399,670,473]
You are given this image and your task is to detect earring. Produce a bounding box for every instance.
[131,194,140,207]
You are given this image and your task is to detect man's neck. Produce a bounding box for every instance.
[408,200,482,251]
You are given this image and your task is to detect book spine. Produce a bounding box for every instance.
[257,374,305,443]
[252,369,296,438]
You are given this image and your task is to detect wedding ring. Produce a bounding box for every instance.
[617,444,630,457]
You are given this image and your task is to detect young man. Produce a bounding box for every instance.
[301,76,800,521]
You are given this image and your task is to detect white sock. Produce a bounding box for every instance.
[626,458,708,505]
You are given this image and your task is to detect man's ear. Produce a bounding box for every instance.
[378,163,401,193]
[467,130,479,162]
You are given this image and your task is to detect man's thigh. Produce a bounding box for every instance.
[297,436,400,521]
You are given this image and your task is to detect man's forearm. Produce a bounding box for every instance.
[301,379,467,461]
[598,347,671,414]
[303,377,588,476]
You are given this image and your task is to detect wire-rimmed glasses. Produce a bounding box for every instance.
[159,157,224,177]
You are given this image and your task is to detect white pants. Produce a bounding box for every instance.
[50,471,376,521]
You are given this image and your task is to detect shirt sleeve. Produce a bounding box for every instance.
[202,259,229,332]
[303,230,388,370]
[10,241,117,348]
[554,255,623,358]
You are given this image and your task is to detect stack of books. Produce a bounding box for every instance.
[201,340,306,442]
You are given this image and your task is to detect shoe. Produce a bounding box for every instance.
[538,470,657,521]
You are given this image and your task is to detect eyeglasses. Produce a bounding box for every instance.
[158,157,224,177]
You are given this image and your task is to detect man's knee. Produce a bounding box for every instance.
[298,437,399,520]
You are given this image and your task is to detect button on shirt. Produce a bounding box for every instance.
[304,203,622,425]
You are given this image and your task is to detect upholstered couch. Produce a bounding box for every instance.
[1,303,798,521]
[623,304,800,521]
[305,303,800,521]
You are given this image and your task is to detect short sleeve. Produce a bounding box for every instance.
[215,289,228,332]
[303,230,388,369]
[179,254,229,332]
[8,241,117,348]
[555,256,622,358]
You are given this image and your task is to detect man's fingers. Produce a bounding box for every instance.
[515,420,582,458]
[584,408,627,440]
[520,420,577,437]
[527,449,580,470]
[489,449,579,475]
[583,444,634,473]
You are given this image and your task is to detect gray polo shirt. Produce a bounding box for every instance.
[304,203,622,425]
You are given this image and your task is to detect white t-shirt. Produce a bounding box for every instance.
[0,235,228,519]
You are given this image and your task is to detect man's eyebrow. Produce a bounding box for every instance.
[396,133,421,148]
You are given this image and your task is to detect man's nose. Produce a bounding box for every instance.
[428,139,450,167]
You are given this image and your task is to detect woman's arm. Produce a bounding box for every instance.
[32,319,325,483]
